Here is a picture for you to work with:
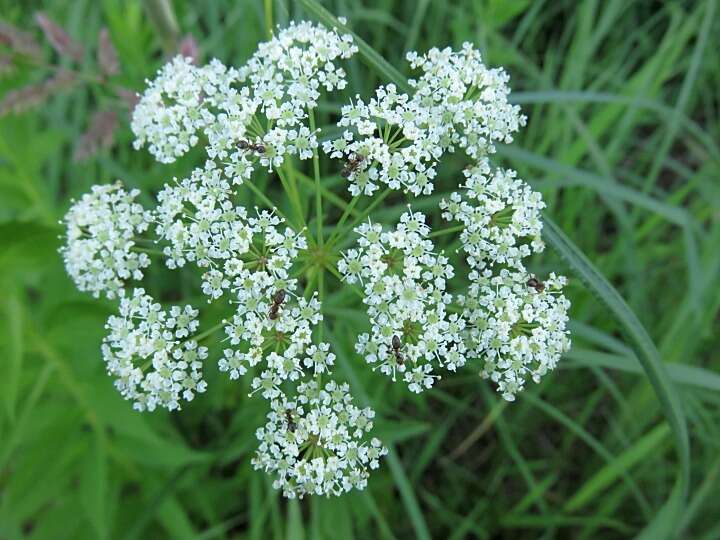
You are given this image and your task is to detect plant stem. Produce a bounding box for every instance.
[244,178,296,229]
[277,165,308,233]
[194,321,226,342]
[327,187,393,250]
[326,194,360,247]
[317,268,325,341]
[308,108,323,247]
[132,246,164,256]
[263,0,273,39]
[324,262,364,300]
[428,224,465,238]
[142,0,180,53]
[295,172,359,217]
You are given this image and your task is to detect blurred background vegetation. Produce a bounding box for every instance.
[0,0,719,538]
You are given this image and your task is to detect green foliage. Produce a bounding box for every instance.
[1,0,719,538]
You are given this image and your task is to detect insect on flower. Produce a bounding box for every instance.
[267,288,287,320]
[527,277,545,293]
[284,409,297,432]
[238,139,266,154]
[391,334,404,365]
[340,152,365,178]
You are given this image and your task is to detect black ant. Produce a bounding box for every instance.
[391,334,404,366]
[268,289,286,320]
[284,409,297,432]
[238,139,266,154]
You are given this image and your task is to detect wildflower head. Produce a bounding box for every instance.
[252,381,387,498]
[60,181,152,299]
[339,208,466,392]
[458,269,571,400]
[102,289,208,411]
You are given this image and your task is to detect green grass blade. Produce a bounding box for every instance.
[500,147,693,226]
[542,216,690,537]
[565,348,720,393]
[522,392,651,515]
[564,424,669,512]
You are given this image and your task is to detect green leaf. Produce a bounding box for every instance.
[499,146,693,227]
[81,437,109,539]
[565,348,720,393]
[564,424,669,511]
[542,216,690,537]
[373,419,431,444]
[0,221,62,277]
[0,291,23,421]
[286,499,305,540]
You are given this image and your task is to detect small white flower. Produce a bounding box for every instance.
[102,288,208,412]
[441,163,545,271]
[458,269,571,401]
[252,381,388,498]
[339,208,465,391]
[131,56,218,163]
[60,181,152,299]
[325,43,525,196]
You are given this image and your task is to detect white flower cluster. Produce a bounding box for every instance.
[63,21,387,499]
[102,288,208,411]
[60,181,152,299]
[441,163,546,270]
[131,56,215,164]
[457,270,571,401]
[324,43,525,196]
[339,209,465,392]
[253,380,387,498]
[155,162,306,300]
[62,19,573,497]
[132,21,358,182]
[439,161,570,400]
[231,20,357,166]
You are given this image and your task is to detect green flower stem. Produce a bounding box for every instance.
[317,269,325,342]
[243,178,289,220]
[428,224,465,238]
[326,187,393,250]
[308,108,323,247]
[263,0,273,38]
[131,246,165,256]
[326,194,361,247]
[295,172,359,217]
[324,261,364,300]
[195,321,226,342]
[303,268,318,298]
[277,165,308,233]
[143,0,180,53]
